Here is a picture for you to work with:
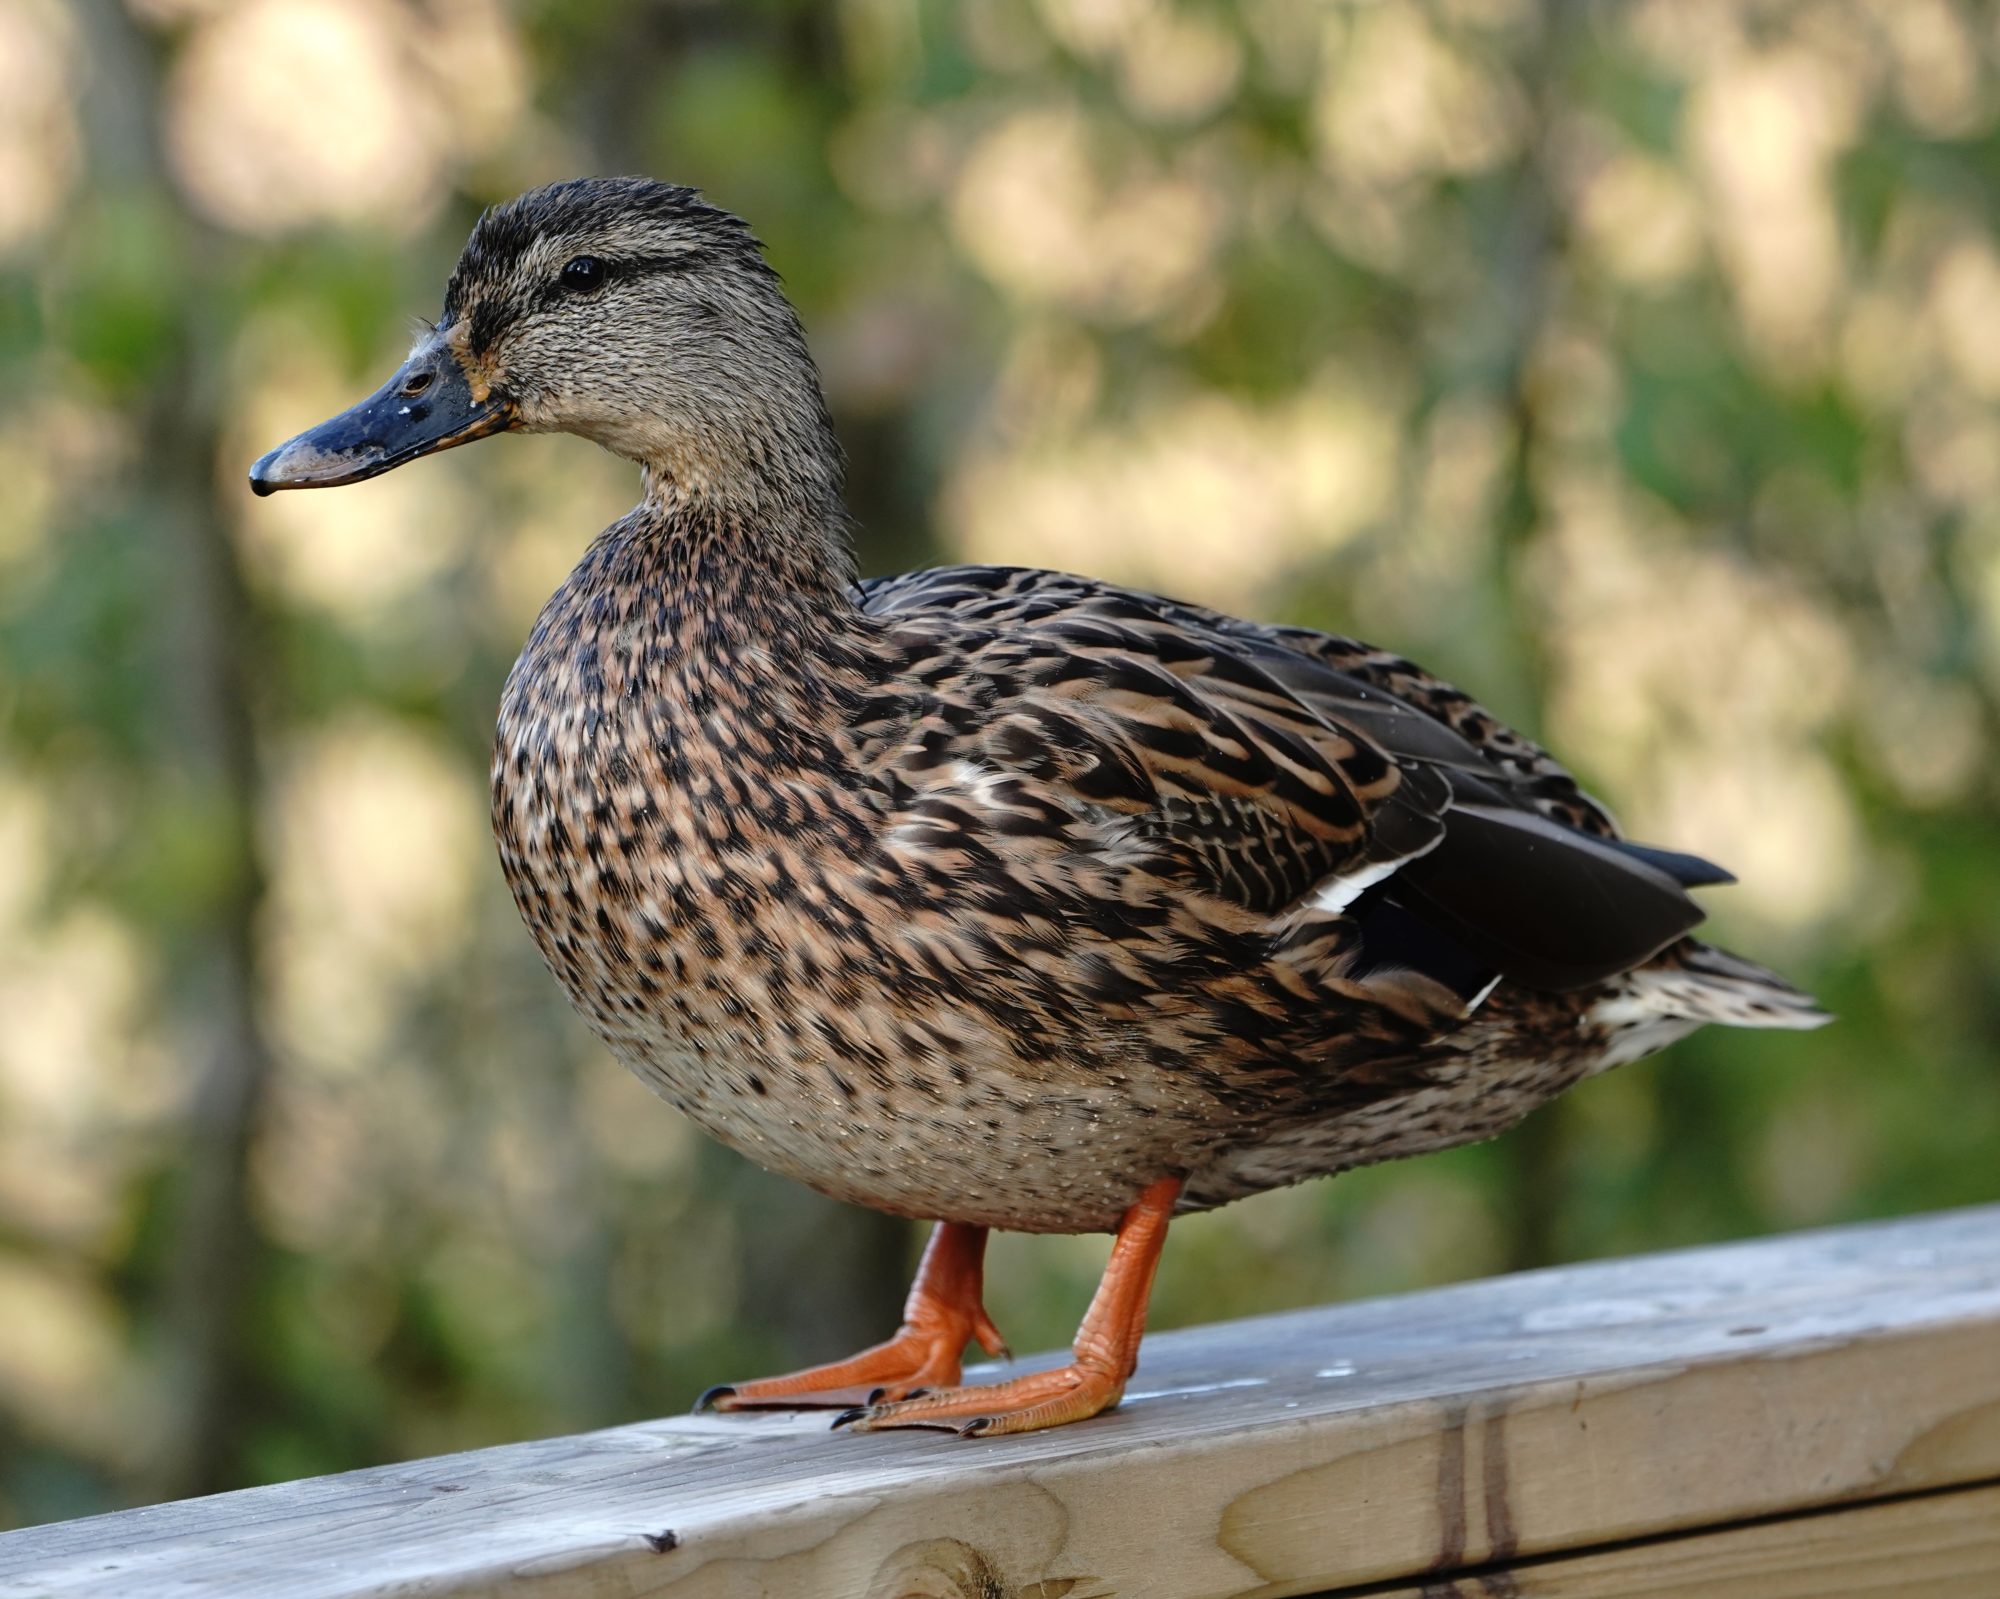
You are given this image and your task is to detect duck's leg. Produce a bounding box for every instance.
[698,1220,1006,1411]
[835,1175,1182,1438]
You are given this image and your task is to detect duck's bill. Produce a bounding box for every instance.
[248,350,514,495]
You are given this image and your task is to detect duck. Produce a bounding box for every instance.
[249,177,1828,1438]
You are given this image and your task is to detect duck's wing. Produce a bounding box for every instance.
[856,565,1724,995]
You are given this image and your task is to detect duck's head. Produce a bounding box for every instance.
[250,177,840,514]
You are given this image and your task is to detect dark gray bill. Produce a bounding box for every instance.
[248,347,513,495]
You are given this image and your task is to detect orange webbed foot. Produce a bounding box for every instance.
[699,1221,1005,1412]
[833,1358,1125,1436]
[833,1174,1183,1439]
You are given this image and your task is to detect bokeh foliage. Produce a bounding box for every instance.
[1,0,1997,1526]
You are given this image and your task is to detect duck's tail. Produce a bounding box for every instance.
[1584,939,1830,1071]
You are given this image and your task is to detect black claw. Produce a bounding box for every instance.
[831,1406,870,1430]
[957,1417,993,1438]
[693,1385,736,1413]
[866,1386,886,1404]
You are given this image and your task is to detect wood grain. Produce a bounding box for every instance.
[1,1206,1996,1599]
[1361,1480,2000,1598]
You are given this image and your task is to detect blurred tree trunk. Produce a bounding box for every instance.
[76,0,280,1499]
[1487,0,1585,1274]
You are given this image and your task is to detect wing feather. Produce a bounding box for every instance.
[857,566,1721,992]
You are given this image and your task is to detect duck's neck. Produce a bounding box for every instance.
[629,476,860,632]
[530,482,873,755]
[637,467,856,598]
[618,298,851,558]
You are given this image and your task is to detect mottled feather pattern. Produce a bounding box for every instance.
[494,535,1821,1231]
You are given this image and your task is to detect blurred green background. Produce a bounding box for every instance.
[2,0,1997,1527]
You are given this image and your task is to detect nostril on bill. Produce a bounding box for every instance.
[401,369,436,397]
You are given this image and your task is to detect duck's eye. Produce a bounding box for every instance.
[559,255,605,294]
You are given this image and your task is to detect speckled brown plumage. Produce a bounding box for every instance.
[488,528,1822,1234]
[253,177,1827,1434]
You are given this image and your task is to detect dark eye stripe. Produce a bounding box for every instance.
[529,250,713,315]
[596,250,714,283]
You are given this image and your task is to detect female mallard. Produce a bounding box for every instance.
[250,177,1826,1437]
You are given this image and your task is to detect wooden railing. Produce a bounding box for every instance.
[2,1205,1997,1597]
